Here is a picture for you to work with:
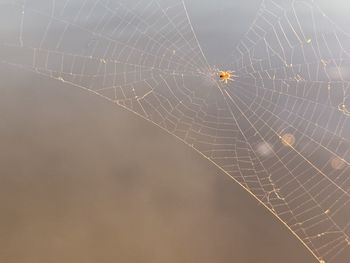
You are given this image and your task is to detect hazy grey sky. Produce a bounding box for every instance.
[0,0,349,262]
[0,63,316,263]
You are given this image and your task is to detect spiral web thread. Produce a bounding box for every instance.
[0,0,349,262]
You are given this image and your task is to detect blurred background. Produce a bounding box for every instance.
[1,0,350,262]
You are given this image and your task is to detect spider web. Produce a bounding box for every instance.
[0,0,349,262]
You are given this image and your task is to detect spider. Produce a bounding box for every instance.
[218,70,235,83]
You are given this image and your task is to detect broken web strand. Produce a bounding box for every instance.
[228,0,350,262]
[224,80,349,262]
[211,77,325,261]
[0,0,349,262]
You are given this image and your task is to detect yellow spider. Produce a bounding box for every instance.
[218,70,235,83]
